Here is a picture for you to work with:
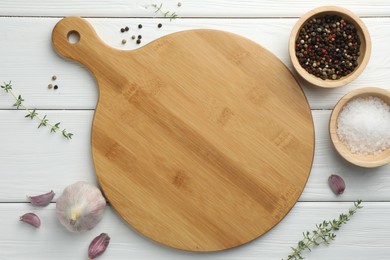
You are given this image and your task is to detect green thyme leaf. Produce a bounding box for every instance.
[62,129,73,139]
[1,81,13,92]
[25,109,38,119]
[51,122,61,133]
[38,115,48,128]
[13,95,24,109]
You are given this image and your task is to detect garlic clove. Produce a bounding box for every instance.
[28,190,55,206]
[56,181,106,232]
[328,174,346,195]
[88,233,110,259]
[20,212,41,228]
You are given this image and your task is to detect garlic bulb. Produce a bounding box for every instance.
[56,181,106,232]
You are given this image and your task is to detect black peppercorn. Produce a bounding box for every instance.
[136,39,141,44]
[138,35,142,39]
[54,85,58,90]
[120,28,125,33]
[158,23,162,28]
[125,26,129,31]
[138,24,142,29]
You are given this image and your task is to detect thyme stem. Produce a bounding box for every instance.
[1,81,73,139]
[151,3,178,21]
[286,200,363,260]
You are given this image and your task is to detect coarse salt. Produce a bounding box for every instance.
[336,96,390,155]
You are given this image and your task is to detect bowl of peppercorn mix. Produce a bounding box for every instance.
[289,6,371,88]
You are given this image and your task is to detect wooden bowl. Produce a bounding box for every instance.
[329,87,390,167]
[289,6,371,88]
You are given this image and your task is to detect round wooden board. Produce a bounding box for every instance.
[52,17,315,252]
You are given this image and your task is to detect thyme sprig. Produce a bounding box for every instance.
[151,3,178,21]
[286,200,363,260]
[1,81,73,139]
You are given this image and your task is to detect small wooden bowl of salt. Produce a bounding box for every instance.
[330,87,390,167]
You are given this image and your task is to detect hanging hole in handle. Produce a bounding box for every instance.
[67,30,80,44]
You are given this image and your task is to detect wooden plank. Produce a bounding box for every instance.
[1,0,390,17]
[0,202,388,259]
[0,110,389,202]
[0,17,389,110]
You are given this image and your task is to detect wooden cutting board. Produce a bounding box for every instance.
[52,17,314,252]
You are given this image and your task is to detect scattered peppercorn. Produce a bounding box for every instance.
[125,26,129,31]
[122,39,127,44]
[48,84,53,89]
[138,35,142,39]
[52,75,57,81]
[138,24,142,29]
[295,15,361,80]
[131,35,136,40]
[158,23,162,28]
[54,85,58,90]
[120,28,125,33]
[136,39,141,44]
[177,2,182,7]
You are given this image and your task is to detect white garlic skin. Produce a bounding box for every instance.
[56,181,106,232]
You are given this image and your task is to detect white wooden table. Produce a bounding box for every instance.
[1,1,390,259]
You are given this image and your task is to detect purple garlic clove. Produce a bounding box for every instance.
[88,233,110,259]
[328,174,346,195]
[20,213,41,228]
[28,190,55,206]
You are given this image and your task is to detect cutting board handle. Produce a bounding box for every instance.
[52,17,112,69]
